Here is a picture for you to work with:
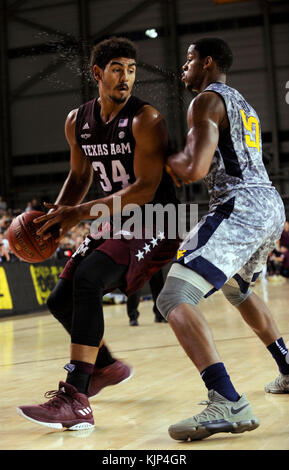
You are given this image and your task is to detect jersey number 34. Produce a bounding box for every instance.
[92,160,130,192]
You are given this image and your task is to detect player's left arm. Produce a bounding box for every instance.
[167,91,226,184]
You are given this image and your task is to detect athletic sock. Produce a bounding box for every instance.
[267,337,289,375]
[95,344,116,368]
[65,360,94,395]
[201,362,240,402]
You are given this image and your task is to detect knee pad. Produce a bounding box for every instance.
[156,277,204,320]
[47,279,73,333]
[156,263,213,320]
[47,288,67,316]
[222,278,252,307]
[72,259,105,348]
[46,291,56,315]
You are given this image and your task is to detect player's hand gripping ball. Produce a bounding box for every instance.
[8,211,59,263]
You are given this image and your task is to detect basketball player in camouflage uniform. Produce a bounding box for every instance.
[157,38,289,441]
[17,37,179,430]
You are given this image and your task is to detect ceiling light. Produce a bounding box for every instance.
[145,28,158,39]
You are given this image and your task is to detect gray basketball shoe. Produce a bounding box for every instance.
[264,373,289,393]
[168,390,259,441]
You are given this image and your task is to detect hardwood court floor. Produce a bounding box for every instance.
[1,277,289,451]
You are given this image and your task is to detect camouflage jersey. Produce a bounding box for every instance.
[202,82,272,206]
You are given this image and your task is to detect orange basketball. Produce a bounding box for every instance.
[7,211,59,263]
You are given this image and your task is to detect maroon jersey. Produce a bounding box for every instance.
[75,95,177,205]
[60,96,180,296]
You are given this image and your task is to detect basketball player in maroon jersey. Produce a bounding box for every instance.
[17,37,179,430]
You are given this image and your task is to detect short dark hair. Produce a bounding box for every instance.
[90,36,138,70]
[192,38,233,73]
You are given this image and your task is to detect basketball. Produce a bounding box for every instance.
[7,211,59,263]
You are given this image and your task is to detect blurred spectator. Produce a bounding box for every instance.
[269,248,289,278]
[0,233,10,262]
[12,208,22,218]
[70,221,90,249]
[56,235,75,260]
[71,222,90,239]
[25,202,32,212]
[31,198,42,212]
[74,235,85,250]
[0,196,7,212]
[0,214,12,236]
[279,220,289,251]
[0,208,6,218]
[267,249,282,276]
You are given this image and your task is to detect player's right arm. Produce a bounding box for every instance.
[166,92,226,184]
[37,110,93,238]
[53,109,93,206]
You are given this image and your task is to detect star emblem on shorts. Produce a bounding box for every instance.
[135,250,144,261]
[157,231,165,241]
[150,237,158,247]
[143,243,151,253]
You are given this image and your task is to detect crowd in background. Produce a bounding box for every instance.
[266,220,289,279]
[1,194,289,282]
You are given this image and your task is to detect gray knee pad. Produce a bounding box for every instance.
[156,277,204,321]
[222,279,252,307]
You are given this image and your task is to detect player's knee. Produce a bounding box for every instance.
[222,281,252,307]
[47,282,72,332]
[71,262,105,347]
[47,279,72,313]
[47,285,67,317]
[46,290,57,315]
[157,277,204,320]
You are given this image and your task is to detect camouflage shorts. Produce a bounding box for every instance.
[174,186,285,296]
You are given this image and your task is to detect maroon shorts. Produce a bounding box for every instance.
[59,229,180,296]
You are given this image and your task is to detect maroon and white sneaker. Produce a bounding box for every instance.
[88,360,133,398]
[17,381,94,431]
